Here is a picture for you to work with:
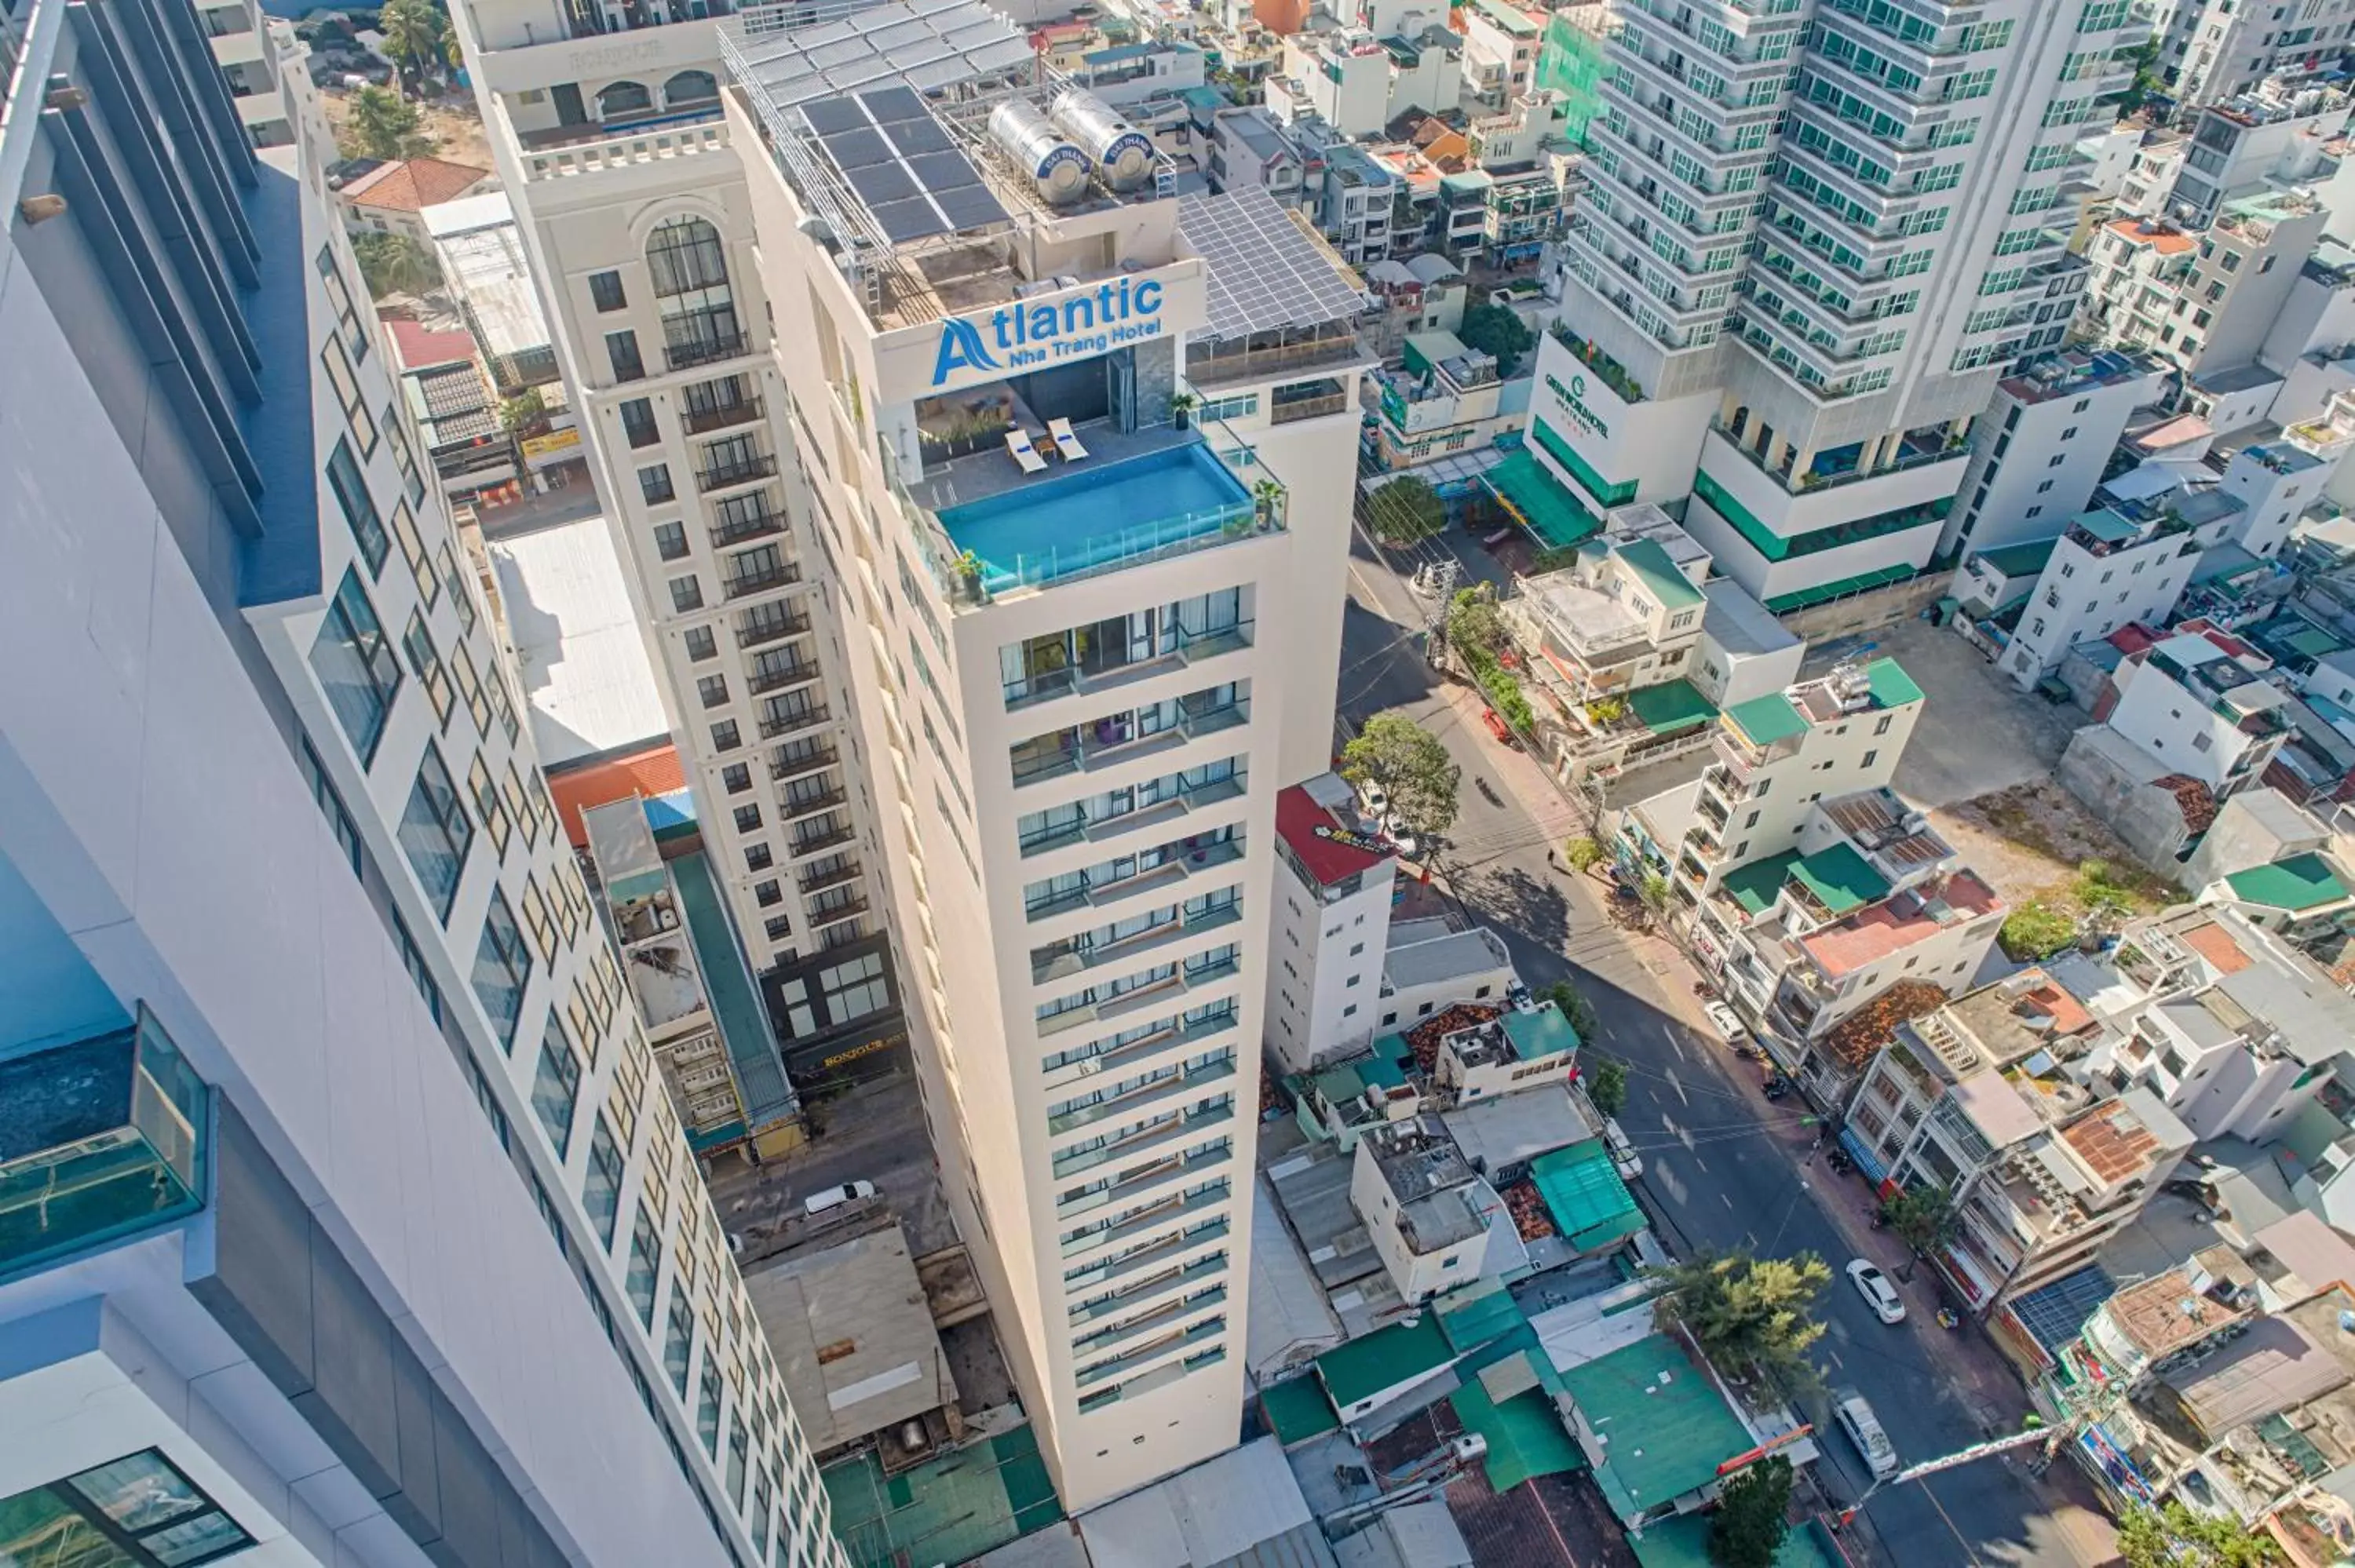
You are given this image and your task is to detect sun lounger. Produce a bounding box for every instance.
[1006,427,1049,474]
[1046,418,1090,461]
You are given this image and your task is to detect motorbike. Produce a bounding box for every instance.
[1692,979,1716,999]
[1825,1148,1856,1176]
[1762,1076,1791,1101]
[1936,1307,1962,1330]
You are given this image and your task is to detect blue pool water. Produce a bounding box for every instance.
[939,443,1252,591]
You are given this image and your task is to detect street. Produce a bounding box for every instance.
[1334,512,2113,1568]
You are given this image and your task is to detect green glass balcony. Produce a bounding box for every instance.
[1,1008,209,1280]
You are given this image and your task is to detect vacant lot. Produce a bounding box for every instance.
[1937,782,2182,957]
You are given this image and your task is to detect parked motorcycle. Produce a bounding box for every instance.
[1762,1077,1791,1101]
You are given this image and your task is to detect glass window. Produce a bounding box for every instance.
[666,1293,696,1395]
[685,626,718,661]
[387,501,434,600]
[309,569,401,764]
[316,245,368,359]
[451,643,491,733]
[521,875,557,965]
[443,545,476,634]
[471,885,532,1050]
[504,763,535,848]
[296,736,363,876]
[1,1447,259,1567]
[385,403,427,505]
[327,436,389,574]
[627,1205,663,1326]
[590,270,629,312]
[397,744,473,921]
[621,397,660,448]
[699,1359,724,1453]
[320,335,378,454]
[530,1011,582,1156]
[403,611,453,725]
[641,463,676,505]
[655,520,690,560]
[585,1114,626,1249]
[469,755,512,855]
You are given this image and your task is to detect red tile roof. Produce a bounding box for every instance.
[1799,873,2002,977]
[2109,623,2161,657]
[1276,783,1395,885]
[2181,919,2255,975]
[548,744,687,848]
[383,316,479,371]
[2108,217,2198,255]
[2014,971,2095,1036]
[2062,1100,2164,1184]
[340,156,491,214]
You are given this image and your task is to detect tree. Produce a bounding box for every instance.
[2110,35,2165,119]
[351,232,440,298]
[2117,1504,2284,1568]
[1879,1184,1962,1282]
[1367,475,1445,545]
[499,387,548,435]
[1650,1247,1831,1389]
[378,0,444,93]
[1542,979,1598,1044]
[440,12,465,75]
[1444,585,1506,658]
[1638,872,1672,918]
[1563,836,1606,877]
[1999,900,2076,961]
[1710,1457,1794,1568]
[1457,301,1535,376]
[1341,713,1461,842]
[1585,1054,1627,1118]
[344,85,434,159]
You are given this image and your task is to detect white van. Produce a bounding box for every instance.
[1834,1391,1898,1479]
[802,1180,877,1218]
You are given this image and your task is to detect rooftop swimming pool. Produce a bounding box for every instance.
[937,441,1265,596]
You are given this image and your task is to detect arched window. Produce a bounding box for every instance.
[646,216,742,367]
[597,80,652,119]
[664,69,718,106]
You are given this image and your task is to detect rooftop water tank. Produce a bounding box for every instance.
[1050,88,1153,193]
[988,98,1090,206]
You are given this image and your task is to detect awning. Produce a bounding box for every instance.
[1762,563,1919,613]
[1481,450,1602,550]
[1528,1140,1645,1253]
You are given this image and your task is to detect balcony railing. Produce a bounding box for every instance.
[738,610,812,649]
[710,509,787,548]
[683,396,765,436]
[790,823,857,856]
[760,706,830,739]
[1,1006,209,1279]
[798,859,862,895]
[1004,619,1257,713]
[808,897,870,928]
[665,330,751,373]
[725,563,799,600]
[1011,699,1252,789]
[782,786,847,819]
[699,454,779,491]
[747,659,822,695]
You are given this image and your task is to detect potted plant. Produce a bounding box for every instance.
[1253,479,1283,527]
[955,549,984,600]
[1169,391,1197,430]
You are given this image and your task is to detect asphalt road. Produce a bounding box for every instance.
[1334,516,2102,1568]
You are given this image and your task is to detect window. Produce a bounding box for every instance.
[1872,715,1893,736]
[670,575,704,613]
[327,436,388,573]
[698,673,731,709]
[503,763,535,847]
[765,915,794,941]
[2037,480,2055,493]
[666,1295,696,1396]
[2047,454,2065,467]
[11,1447,258,1568]
[821,950,893,1021]
[755,879,783,907]
[469,755,511,855]
[621,397,660,448]
[472,885,533,1050]
[608,330,646,382]
[309,570,401,764]
[403,612,453,725]
[385,403,427,505]
[640,464,675,505]
[320,335,378,453]
[398,745,473,921]
[1862,749,1878,768]
[317,245,367,359]
[732,803,762,833]
[585,1114,626,1249]
[531,1012,582,1155]
[711,719,741,751]
[521,876,558,965]
[627,1205,663,1326]
[297,736,363,876]
[590,270,628,312]
[723,762,753,794]
[2026,505,2043,519]
[451,643,491,734]
[745,843,772,871]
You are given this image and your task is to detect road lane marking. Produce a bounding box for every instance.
[1663,1067,1692,1106]
[1919,1481,1981,1567]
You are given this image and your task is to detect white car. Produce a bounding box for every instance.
[1834,1391,1899,1479]
[1703,1001,1747,1041]
[1846,1259,1906,1325]
[1382,815,1418,856]
[1358,779,1390,819]
[802,1180,877,1218]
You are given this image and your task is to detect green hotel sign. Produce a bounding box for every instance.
[1546,370,1610,441]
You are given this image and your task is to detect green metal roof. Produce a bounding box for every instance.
[1310,1063,1367,1104]
[1558,1335,1754,1523]
[1360,1055,1412,1091]
[2224,853,2350,911]
[1627,680,1718,736]
[1973,538,2060,580]
[1316,1314,1455,1408]
[1616,537,1706,610]
[1436,1278,1526,1353]
[1718,851,1803,917]
[1506,1001,1583,1059]
[2284,624,2347,658]
[1484,450,1602,550]
[1261,1375,1342,1445]
[1863,658,1925,708]
[1450,1371,1584,1493]
[1762,562,1919,612]
[1528,1140,1645,1254]
[1789,841,1892,917]
[2072,507,2139,545]
[1724,692,1808,746]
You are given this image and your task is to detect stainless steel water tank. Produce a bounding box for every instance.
[1050,88,1154,193]
[988,97,1091,205]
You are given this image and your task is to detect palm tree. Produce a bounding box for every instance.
[377,0,442,95]
[440,13,465,81]
[345,85,433,160]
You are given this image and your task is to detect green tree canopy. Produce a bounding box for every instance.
[1651,1247,1831,1389]
[1367,476,1445,545]
[1445,585,1506,658]
[1341,713,1460,841]
[351,232,441,298]
[378,0,444,89]
[1563,836,1606,875]
[2116,1504,2283,1568]
[1457,302,1535,376]
[1541,980,1598,1044]
[1709,1457,1794,1568]
[1880,1183,1962,1282]
[1585,1054,1627,1118]
[344,85,434,159]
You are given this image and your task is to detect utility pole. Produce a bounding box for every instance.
[1836,1420,2060,1528]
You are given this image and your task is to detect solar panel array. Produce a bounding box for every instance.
[1178,188,1370,342]
[806,86,1007,244]
[733,0,1033,113]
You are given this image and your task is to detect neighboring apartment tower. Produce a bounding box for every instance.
[721,5,1370,1508]
[445,0,896,1016]
[1560,0,2143,611]
[0,10,842,1568]
[1939,348,2163,559]
[2153,0,2355,103]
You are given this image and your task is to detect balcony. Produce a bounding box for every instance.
[790,822,857,857]
[1026,837,1247,921]
[1019,769,1250,859]
[760,706,830,740]
[1269,379,1350,425]
[710,509,787,549]
[683,396,765,436]
[1061,1180,1232,1260]
[1032,901,1243,986]
[747,659,822,696]
[781,786,847,819]
[1050,1057,1238,1137]
[1006,619,1257,714]
[1069,1251,1229,1326]
[807,897,869,928]
[1,1007,209,1278]
[1044,1006,1239,1093]
[665,330,751,374]
[894,422,1282,610]
[1074,1284,1229,1359]
[725,563,800,601]
[1010,698,1251,789]
[1695,790,1730,832]
[798,859,862,895]
[737,608,812,650]
[1064,1216,1230,1293]
[699,454,779,492]
[1075,1314,1225,1388]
